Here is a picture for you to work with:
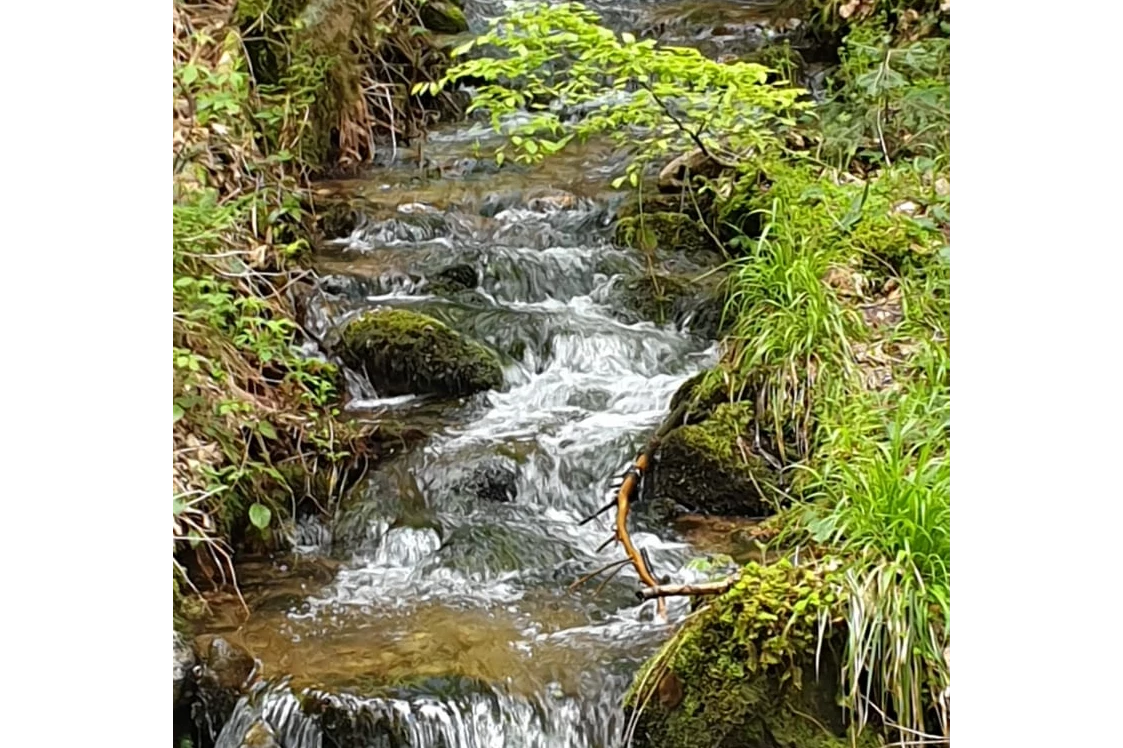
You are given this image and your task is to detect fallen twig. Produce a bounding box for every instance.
[605,398,691,620]
[637,575,740,601]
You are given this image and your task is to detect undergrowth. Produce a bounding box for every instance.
[172,0,453,606]
[710,8,951,744]
[427,1,950,744]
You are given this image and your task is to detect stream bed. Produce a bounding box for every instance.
[190,2,808,746]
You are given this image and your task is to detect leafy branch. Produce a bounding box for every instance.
[421,2,808,184]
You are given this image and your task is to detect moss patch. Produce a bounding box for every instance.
[339,308,503,397]
[420,0,469,34]
[616,271,727,337]
[616,211,715,259]
[648,403,781,517]
[626,560,880,748]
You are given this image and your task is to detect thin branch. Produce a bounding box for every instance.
[637,575,739,601]
[638,81,737,170]
[568,557,632,593]
[606,398,691,619]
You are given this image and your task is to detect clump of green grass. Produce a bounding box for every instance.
[703,41,950,738]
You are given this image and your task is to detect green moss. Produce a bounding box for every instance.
[650,403,780,517]
[616,211,714,258]
[420,1,469,34]
[619,273,693,324]
[615,270,727,337]
[339,308,503,398]
[627,560,880,748]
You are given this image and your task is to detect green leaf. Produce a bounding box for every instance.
[410,81,427,96]
[248,503,272,530]
[172,498,187,516]
[173,404,185,423]
[451,39,475,57]
[620,32,635,45]
[181,64,198,85]
[257,420,278,440]
[495,150,505,166]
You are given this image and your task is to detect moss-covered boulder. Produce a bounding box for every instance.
[617,272,727,337]
[616,211,716,259]
[420,0,469,34]
[339,309,503,398]
[646,402,780,518]
[626,561,880,748]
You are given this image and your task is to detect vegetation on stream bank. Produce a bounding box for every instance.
[172,0,462,610]
[433,1,950,744]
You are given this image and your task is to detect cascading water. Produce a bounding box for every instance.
[199,3,808,746]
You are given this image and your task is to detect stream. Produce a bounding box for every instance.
[196,2,806,746]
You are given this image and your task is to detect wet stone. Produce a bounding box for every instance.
[174,631,195,705]
[458,458,519,503]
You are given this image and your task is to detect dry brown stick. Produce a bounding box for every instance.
[593,560,629,598]
[637,575,740,601]
[596,535,617,554]
[610,398,692,620]
[613,451,666,618]
[578,498,618,526]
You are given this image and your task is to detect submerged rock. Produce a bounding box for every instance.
[174,631,196,705]
[241,719,281,748]
[458,458,519,503]
[426,263,478,295]
[419,0,468,34]
[626,561,878,748]
[646,403,780,518]
[339,308,503,398]
[190,636,258,741]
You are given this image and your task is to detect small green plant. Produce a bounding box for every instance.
[813,13,950,168]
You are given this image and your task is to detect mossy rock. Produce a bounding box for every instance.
[618,273,693,325]
[426,263,478,295]
[420,1,469,34]
[626,561,881,748]
[616,211,716,259]
[647,403,780,518]
[669,370,730,420]
[617,272,727,336]
[339,309,503,398]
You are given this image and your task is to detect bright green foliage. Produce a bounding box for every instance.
[432,2,806,182]
[704,150,950,738]
[623,11,951,742]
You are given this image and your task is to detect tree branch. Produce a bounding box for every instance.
[638,81,738,170]
[604,398,691,620]
[637,574,740,601]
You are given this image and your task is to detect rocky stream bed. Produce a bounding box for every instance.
[175,2,831,746]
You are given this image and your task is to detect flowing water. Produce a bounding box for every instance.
[198,3,807,746]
